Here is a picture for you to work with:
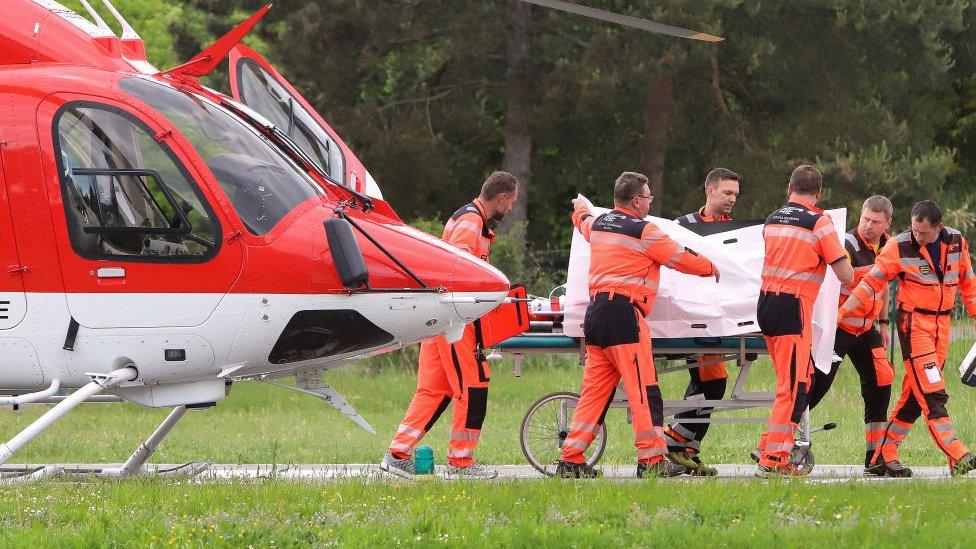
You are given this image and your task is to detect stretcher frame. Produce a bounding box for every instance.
[492,329,818,474]
[492,332,776,424]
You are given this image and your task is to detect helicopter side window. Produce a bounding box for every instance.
[54,105,219,261]
[121,77,321,236]
[236,59,346,185]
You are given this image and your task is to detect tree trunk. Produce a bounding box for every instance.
[639,74,673,217]
[498,0,532,239]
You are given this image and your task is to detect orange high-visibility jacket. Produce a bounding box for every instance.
[574,205,715,314]
[761,199,847,301]
[837,229,889,335]
[444,199,494,262]
[852,227,976,317]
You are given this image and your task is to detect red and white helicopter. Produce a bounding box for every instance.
[0,0,720,478]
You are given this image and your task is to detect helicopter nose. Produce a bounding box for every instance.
[341,219,510,328]
[446,251,510,321]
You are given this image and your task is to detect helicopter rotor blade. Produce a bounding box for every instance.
[518,0,724,42]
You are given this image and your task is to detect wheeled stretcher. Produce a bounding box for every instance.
[488,318,824,476]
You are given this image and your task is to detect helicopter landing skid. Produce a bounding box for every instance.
[99,405,191,477]
[0,394,208,481]
[0,461,211,483]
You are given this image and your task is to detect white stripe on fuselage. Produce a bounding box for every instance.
[0,290,506,390]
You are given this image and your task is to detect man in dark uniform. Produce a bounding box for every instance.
[664,168,739,476]
[807,195,895,473]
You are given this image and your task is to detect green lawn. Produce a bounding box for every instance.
[5,479,976,546]
[3,339,976,547]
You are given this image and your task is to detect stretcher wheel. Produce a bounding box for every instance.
[519,391,607,476]
[790,444,815,476]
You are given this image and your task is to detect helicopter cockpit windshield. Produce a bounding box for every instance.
[235,58,345,185]
[120,77,322,236]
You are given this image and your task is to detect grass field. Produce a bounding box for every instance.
[5,480,976,546]
[3,339,976,546]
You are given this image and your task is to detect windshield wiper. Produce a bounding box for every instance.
[220,99,374,212]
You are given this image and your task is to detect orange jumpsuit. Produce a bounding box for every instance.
[851,227,976,468]
[756,199,847,469]
[807,228,894,465]
[388,199,494,467]
[666,207,732,454]
[561,205,716,465]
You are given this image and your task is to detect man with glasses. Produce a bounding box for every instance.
[557,172,721,478]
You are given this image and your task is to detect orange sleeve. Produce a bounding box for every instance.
[443,212,482,256]
[958,237,976,317]
[572,205,596,243]
[642,223,715,276]
[813,216,846,265]
[851,239,901,304]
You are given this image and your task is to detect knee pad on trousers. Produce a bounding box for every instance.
[701,377,728,401]
[423,396,452,432]
[923,389,950,420]
[645,385,663,426]
[863,385,891,424]
[464,387,489,429]
[790,382,808,424]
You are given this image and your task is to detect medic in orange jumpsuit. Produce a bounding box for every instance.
[807,196,895,471]
[380,172,518,480]
[843,199,976,477]
[755,165,853,477]
[665,167,740,475]
[556,172,719,479]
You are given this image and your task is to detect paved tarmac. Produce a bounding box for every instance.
[0,463,960,482]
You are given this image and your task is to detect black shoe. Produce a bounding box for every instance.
[556,460,601,479]
[637,460,687,478]
[863,462,885,477]
[865,460,912,478]
[951,453,976,477]
[749,449,761,463]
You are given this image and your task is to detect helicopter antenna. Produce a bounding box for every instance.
[519,0,723,42]
[98,0,141,40]
[76,0,115,36]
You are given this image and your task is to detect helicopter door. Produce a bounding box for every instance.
[228,45,383,199]
[0,149,27,330]
[43,98,243,329]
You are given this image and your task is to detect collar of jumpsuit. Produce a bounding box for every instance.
[614,205,643,218]
[471,198,495,237]
[856,227,886,252]
[697,205,731,222]
[788,196,821,214]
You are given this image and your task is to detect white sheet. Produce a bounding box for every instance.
[563,197,845,373]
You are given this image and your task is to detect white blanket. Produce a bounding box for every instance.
[563,197,845,373]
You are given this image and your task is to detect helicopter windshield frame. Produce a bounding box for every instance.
[121,77,325,237]
[52,101,223,263]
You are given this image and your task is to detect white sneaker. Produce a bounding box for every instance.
[442,462,498,480]
[379,452,416,479]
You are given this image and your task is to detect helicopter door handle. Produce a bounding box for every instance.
[96,267,126,279]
